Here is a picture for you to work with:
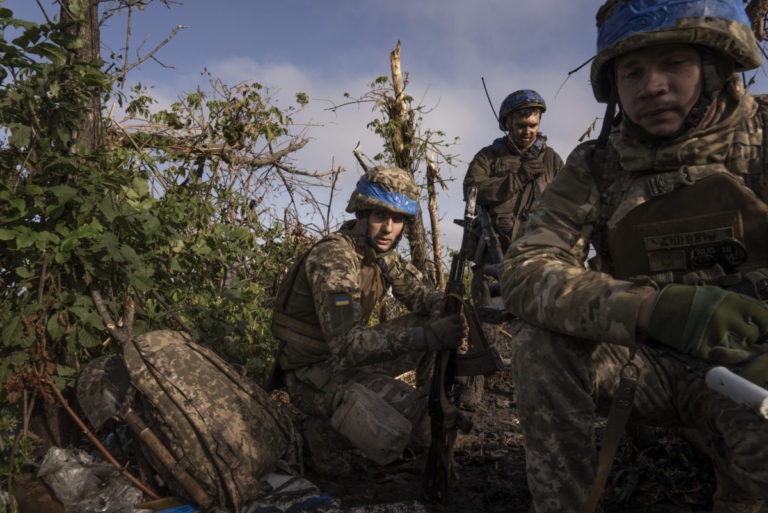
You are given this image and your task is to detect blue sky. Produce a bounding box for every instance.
[7,1,768,252]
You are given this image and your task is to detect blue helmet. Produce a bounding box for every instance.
[591,0,761,102]
[498,89,546,131]
[346,166,419,218]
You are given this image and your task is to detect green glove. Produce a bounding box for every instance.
[738,351,768,390]
[647,284,768,364]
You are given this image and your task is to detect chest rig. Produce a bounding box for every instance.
[487,137,559,248]
[591,98,768,287]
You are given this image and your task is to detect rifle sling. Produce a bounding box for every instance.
[582,354,637,513]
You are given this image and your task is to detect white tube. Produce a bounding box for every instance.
[705,366,768,420]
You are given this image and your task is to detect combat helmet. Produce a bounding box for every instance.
[498,89,546,131]
[346,166,419,218]
[591,0,762,102]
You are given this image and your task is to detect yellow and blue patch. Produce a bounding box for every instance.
[334,295,351,307]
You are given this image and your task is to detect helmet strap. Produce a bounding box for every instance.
[597,98,618,151]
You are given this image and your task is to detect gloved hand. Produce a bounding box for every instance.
[421,313,468,352]
[647,284,768,364]
[738,351,768,389]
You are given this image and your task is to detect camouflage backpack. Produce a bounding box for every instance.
[122,330,299,512]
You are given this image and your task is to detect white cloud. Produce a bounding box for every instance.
[190,46,603,258]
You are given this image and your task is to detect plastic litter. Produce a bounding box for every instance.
[242,473,336,513]
[36,446,147,513]
[1,490,17,510]
[157,506,198,513]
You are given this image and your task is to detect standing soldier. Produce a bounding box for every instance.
[501,0,768,512]
[464,89,563,306]
[270,166,467,474]
[461,90,563,406]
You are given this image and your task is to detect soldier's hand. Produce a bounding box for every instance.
[738,350,768,389]
[422,313,469,352]
[647,284,768,364]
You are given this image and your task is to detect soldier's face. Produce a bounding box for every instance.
[509,112,540,149]
[368,209,406,251]
[615,44,702,137]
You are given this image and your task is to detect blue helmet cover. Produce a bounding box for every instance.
[354,177,419,217]
[500,89,545,115]
[598,0,752,52]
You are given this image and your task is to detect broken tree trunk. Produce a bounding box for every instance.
[388,41,436,283]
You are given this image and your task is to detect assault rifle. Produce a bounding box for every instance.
[474,203,504,266]
[423,186,489,504]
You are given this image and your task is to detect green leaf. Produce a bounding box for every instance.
[67,0,84,17]
[77,329,101,347]
[14,267,33,279]
[8,124,32,147]
[131,176,149,196]
[2,316,22,346]
[170,256,182,272]
[10,198,26,212]
[49,185,78,205]
[15,229,35,249]
[99,197,117,222]
[56,365,77,377]
[30,42,67,66]
[0,228,16,241]
[47,314,65,340]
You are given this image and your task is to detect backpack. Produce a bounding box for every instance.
[121,330,299,512]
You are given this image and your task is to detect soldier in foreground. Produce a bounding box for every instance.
[461,90,563,406]
[270,166,467,474]
[500,0,768,511]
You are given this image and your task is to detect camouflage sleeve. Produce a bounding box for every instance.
[387,254,444,315]
[464,149,513,206]
[304,238,422,369]
[498,142,654,345]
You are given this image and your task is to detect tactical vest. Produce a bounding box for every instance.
[592,96,768,287]
[271,230,389,369]
[484,138,560,249]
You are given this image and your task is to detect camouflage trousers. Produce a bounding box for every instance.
[285,313,434,458]
[509,320,768,513]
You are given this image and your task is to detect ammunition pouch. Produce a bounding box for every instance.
[330,382,412,465]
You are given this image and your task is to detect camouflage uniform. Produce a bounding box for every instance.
[272,167,446,466]
[464,123,563,306]
[277,221,442,414]
[460,107,563,409]
[499,2,768,511]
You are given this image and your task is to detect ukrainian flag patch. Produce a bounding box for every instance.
[334,295,351,307]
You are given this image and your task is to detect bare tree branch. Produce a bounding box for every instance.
[116,24,187,82]
[353,141,369,172]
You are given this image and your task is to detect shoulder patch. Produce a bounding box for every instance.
[327,292,356,338]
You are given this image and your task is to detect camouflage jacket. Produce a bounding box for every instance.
[275,220,443,370]
[464,134,563,253]
[500,84,768,346]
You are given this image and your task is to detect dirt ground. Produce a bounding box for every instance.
[304,331,718,513]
